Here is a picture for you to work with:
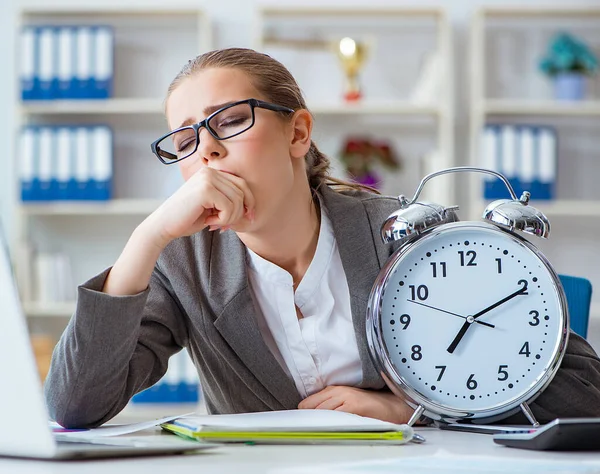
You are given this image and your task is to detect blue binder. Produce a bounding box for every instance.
[20,27,36,101]
[37,27,56,100]
[482,124,557,201]
[91,26,114,99]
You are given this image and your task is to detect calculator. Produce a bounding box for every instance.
[493,418,600,451]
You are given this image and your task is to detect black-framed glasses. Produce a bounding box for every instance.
[151,98,295,164]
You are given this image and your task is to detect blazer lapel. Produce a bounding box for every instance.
[320,185,386,388]
[210,231,301,409]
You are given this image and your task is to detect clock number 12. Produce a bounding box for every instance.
[458,250,477,267]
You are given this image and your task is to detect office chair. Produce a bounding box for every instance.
[559,274,593,339]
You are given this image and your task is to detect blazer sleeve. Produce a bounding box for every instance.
[44,264,189,429]
[504,331,600,424]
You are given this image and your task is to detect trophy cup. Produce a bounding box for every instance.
[336,37,368,102]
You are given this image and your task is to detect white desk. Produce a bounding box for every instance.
[1,428,599,473]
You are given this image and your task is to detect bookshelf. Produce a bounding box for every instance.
[255,6,455,205]
[468,6,600,320]
[14,6,212,318]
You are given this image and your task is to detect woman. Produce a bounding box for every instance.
[45,48,600,429]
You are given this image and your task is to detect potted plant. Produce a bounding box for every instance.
[539,32,598,101]
[339,137,400,189]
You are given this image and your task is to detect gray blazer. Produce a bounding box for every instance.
[45,185,600,428]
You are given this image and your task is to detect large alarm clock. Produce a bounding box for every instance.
[366,167,569,427]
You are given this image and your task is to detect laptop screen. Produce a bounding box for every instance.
[0,225,57,456]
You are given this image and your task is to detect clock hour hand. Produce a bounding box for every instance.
[407,300,495,328]
[447,320,470,354]
[447,280,529,354]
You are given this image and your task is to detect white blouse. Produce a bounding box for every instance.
[246,208,363,398]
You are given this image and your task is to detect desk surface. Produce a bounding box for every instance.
[1,428,600,473]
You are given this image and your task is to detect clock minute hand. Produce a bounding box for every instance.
[447,281,529,354]
[471,280,529,321]
[407,300,495,328]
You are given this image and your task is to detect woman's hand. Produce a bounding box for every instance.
[147,167,255,248]
[298,385,415,425]
[102,167,254,296]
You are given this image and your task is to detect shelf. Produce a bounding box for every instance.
[480,6,600,17]
[19,99,442,117]
[20,199,163,216]
[260,6,445,17]
[481,100,600,117]
[19,98,165,115]
[473,200,600,218]
[309,101,442,116]
[23,301,75,318]
[21,6,202,15]
[530,200,600,218]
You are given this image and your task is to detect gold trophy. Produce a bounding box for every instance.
[336,37,368,102]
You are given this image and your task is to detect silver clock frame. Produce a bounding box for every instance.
[366,167,570,427]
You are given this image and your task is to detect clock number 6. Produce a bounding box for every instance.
[467,374,478,390]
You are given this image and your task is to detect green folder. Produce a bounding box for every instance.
[161,422,412,445]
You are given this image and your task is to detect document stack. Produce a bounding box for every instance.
[20,25,114,100]
[132,350,201,404]
[20,125,113,201]
[481,124,557,200]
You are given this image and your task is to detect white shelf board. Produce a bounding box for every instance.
[529,200,600,217]
[482,100,600,116]
[260,6,444,17]
[309,101,441,116]
[480,6,600,17]
[19,99,442,117]
[21,6,201,15]
[23,301,75,318]
[20,199,163,216]
[19,98,165,115]
[472,199,600,219]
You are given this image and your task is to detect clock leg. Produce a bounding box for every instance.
[407,404,426,426]
[519,402,540,427]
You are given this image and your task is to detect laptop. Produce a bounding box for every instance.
[0,226,216,459]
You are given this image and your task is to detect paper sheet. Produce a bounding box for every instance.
[174,409,409,433]
[50,413,192,439]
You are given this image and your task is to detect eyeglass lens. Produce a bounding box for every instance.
[157,103,255,162]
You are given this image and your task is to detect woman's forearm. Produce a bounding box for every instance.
[102,219,168,296]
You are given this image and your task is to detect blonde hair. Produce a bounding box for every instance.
[166,48,379,195]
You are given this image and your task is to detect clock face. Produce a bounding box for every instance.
[373,222,567,418]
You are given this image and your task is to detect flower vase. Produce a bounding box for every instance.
[353,172,380,189]
[553,72,586,101]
